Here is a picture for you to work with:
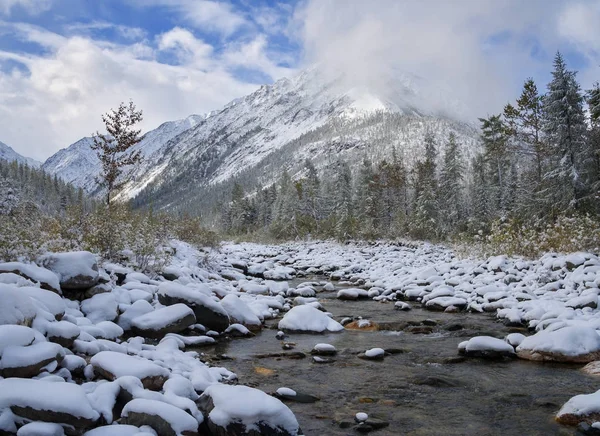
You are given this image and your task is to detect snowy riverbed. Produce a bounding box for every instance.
[1,240,600,435]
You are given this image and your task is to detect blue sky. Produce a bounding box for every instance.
[0,0,599,160]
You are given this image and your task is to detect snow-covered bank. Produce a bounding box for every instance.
[1,239,600,434]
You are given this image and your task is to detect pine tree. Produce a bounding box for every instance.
[334,159,355,240]
[590,82,600,121]
[272,170,298,238]
[410,132,438,239]
[92,100,143,206]
[469,153,492,232]
[480,114,511,216]
[542,52,587,213]
[302,159,321,233]
[586,83,600,209]
[438,132,465,235]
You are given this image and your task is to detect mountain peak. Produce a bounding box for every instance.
[0,140,41,168]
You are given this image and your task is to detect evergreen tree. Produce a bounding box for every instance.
[272,170,298,238]
[469,153,492,232]
[542,52,587,213]
[410,132,439,238]
[91,101,143,206]
[586,83,600,209]
[438,132,465,235]
[590,82,600,121]
[334,159,355,240]
[480,114,511,216]
[302,159,321,233]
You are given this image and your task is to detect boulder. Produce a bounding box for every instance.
[130,304,196,338]
[278,305,343,333]
[122,398,199,436]
[358,348,386,361]
[0,378,99,429]
[157,282,229,332]
[458,336,515,360]
[39,252,99,291]
[557,389,600,426]
[516,327,600,363]
[90,351,170,390]
[337,289,368,300]
[198,384,300,436]
[311,343,337,356]
[220,294,262,332]
[0,262,60,293]
[0,285,37,326]
[0,342,64,378]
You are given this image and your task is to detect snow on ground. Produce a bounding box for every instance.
[1,238,600,433]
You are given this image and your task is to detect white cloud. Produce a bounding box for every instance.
[0,5,296,162]
[0,26,261,161]
[157,27,214,68]
[292,0,595,119]
[558,1,600,57]
[138,0,247,36]
[65,21,148,41]
[0,0,51,15]
[222,34,294,79]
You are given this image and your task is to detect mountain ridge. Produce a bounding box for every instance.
[0,140,41,168]
[42,66,481,212]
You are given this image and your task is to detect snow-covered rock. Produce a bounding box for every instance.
[130,304,196,338]
[0,378,100,428]
[0,263,60,293]
[39,252,99,291]
[557,389,600,426]
[121,398,200,436]
[220,294,262,332]
[516,327,600,363]
[198,384,300,436]
[278,305,343,333]
[90,351,169,390]
[0,342,64,377]
[0,285,37,326]
[157,282,229,332]
[458,336,516,359]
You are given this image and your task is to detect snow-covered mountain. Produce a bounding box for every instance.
[43,66,480,211]
[0,140,41,167]
[42,115,204,196]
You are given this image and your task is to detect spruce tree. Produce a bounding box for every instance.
[334,159,355,240]
[480,114,511,216]
[590,82,600,121]
[438,132,465,235]
[542,52,587,213]
[410,132,439,239]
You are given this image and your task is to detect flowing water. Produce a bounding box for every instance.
[201,281,597,435]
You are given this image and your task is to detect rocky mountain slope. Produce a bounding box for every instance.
[0,140,40,167]
[42,115,204,197]
[42,67,481,211]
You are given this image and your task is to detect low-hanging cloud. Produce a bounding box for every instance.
[293,0,600,120]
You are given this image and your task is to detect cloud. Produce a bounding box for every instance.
[0,0,51,15]
[222,34,294,79]
[137,0,247,36]
[558,1,600,58]
[0,24,277,161]
[65,21,148,41]
[157,27,214,67]
[292,0,597,119]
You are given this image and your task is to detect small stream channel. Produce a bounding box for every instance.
[200,279,597,435]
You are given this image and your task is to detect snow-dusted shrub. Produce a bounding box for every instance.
[487,214,600,257]
[172,214,219,249]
